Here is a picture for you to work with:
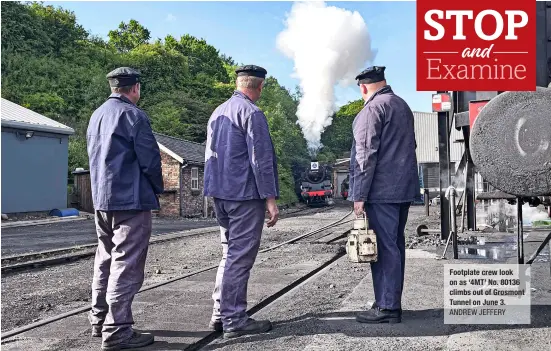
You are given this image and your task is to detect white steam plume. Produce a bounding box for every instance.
[276,1,376,154]
[477,202,549,227]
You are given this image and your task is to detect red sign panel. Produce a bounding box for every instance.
[416,0,536,91]
[468,100,490,128]
[432,93,452,112]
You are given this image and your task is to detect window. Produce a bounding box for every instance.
[191,167,199,190]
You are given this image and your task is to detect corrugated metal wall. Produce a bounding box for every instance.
[425,163,440,189]
[413,112,464,163]
[420,162,457,189]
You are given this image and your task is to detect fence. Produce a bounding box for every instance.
[71,169,94,213]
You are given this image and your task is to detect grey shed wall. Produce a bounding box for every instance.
[413,112,464,164]
[1,129,69,213]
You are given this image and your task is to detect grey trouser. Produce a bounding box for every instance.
[210,198,265,331]
[88,210,152,345]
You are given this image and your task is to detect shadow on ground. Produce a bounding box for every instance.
[198,305,551,350]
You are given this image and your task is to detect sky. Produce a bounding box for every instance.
[47,0,433,112]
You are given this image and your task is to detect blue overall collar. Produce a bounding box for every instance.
[108,93,136,106]
[233,90,256,104]
[364,85,393,105]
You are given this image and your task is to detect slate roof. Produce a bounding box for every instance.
[154,132,206,165]
[1,98,75,135]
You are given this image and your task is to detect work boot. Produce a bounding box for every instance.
[209,320,223,332]
[223,318,272,339]
[101,330,154,351]
[370,301,402,313]
[356,307,401,324]
[91,325,102,337]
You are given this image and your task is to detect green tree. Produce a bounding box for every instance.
[174,34,230,83]
[108,19,151,53]
[318,99,364,162]
[1,1,337,205]
[1,1,88,56]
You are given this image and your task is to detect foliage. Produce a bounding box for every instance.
[317,99,365,163]
[2,1,354,205]
[108,19,151,53]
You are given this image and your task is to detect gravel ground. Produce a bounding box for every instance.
[0,203,330,256]
[0,206,348,332]
[203,258,368,351]
[203,221,551,351]
[404,206,442,248]
[4,201,547,350]
[1,212,53,223]
[0,203,434,333]
[1,217,218,256]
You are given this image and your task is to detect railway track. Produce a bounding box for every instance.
[0,209,353,343]
[1,204,337,274]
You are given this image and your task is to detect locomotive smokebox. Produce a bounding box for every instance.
[310,160,319,172]
[470,87,551,197]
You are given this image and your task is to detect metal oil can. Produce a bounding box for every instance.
[346,213,377,263]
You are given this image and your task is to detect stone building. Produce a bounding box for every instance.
[154,132,212,218]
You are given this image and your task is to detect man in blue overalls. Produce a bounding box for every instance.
[87,67,163,350]
[348,66,419,324]
[204,65,280,338]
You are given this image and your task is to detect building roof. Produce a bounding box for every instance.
[1,98,75,135]
[154,132,205,165]
[333,158,350,171]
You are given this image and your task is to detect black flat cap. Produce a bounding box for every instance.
[235,65,267,79]
[355,66,386,85]
[106,67,141,87]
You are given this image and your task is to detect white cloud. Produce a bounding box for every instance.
[166,13,176,22]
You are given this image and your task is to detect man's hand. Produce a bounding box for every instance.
[354,201,366,217]
[266,197,279,227]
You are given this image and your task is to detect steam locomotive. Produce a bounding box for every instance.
[299,161,334,206]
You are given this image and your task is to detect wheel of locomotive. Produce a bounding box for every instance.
[470,87,551,197]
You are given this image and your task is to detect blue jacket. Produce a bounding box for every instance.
[348,85,419,203]
[204,91,279,201]
[87,93,164,211]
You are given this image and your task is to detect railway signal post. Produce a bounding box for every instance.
[432,92,452,241]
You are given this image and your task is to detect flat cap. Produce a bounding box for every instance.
[355,66,386,85]
[106,67,141,87]
[235,65,267,79]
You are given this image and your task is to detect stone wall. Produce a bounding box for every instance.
[156,151,212,218]
[206,196,215,218]
[181,165,207,217]
[158,151,180,217]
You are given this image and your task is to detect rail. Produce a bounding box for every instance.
[0,209,353,340]
[1,205,336,274]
